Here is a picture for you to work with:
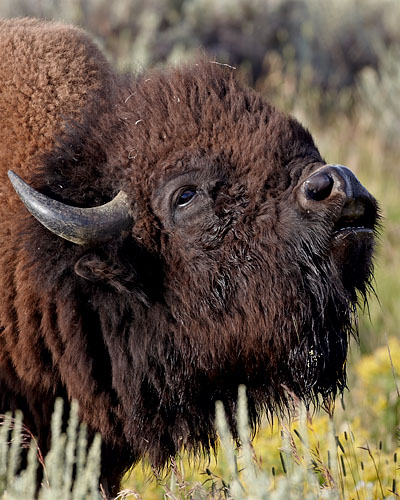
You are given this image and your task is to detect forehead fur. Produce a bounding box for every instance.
[115,59,322,205]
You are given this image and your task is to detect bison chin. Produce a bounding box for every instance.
[277,233,376,408]
[285,309,350,407]
[330,228,376,299]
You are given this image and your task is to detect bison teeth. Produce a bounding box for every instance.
[331,226,373,242]
[332,226,370,235]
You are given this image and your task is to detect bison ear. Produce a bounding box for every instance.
[74,253,130,293]
[74,252,146,299]
[74,253,113,283]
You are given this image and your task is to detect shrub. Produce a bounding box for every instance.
[0,400,102,499]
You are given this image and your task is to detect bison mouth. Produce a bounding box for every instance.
[331,190,378,245]
[332,225,374,244]
[329,201,377,293]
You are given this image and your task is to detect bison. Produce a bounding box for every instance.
[0,17,378,495]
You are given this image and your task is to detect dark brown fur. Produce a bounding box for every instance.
[0,19,377,495]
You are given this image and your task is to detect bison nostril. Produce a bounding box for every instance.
[304,173,334,201]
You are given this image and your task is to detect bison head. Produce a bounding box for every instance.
[9,61,378,466]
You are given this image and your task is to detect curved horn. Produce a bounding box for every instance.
[8,170,132,245]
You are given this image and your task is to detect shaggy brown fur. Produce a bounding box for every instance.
[0,16,121,487]
[0,19,378,496]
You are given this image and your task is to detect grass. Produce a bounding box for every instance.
[0,401,102,499]
[123,340,400,499]
[1,372,399,499]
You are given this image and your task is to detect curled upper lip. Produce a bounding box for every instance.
[331,195,377,237]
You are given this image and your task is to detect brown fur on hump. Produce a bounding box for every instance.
[0,17,119,451]
[0,17,117,187]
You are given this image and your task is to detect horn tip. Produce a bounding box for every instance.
[8,170,23,191]
[8,170,21,185]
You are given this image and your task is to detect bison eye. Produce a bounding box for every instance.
[176,188,197,207]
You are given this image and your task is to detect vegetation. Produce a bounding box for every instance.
[0,400,102,499]
[0,0,399,498]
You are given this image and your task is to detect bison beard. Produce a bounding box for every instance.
[0,20,378,497]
